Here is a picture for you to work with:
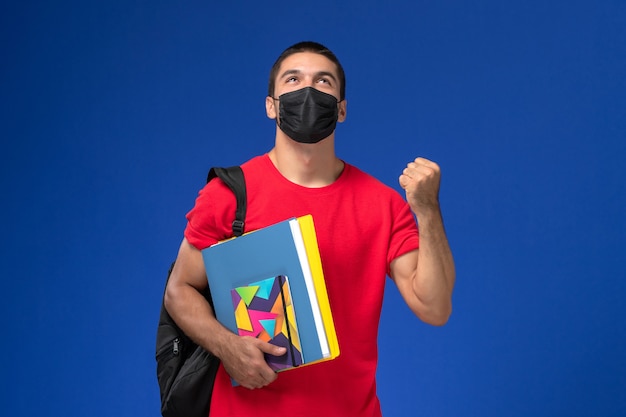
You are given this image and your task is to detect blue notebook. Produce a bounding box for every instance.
[202,216,327,364]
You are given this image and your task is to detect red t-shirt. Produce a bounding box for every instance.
[185,154,419,417]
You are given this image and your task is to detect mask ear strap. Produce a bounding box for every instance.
[271,96,281,126]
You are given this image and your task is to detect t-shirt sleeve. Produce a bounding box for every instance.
[184,180,235,250]
[386,199,420,276]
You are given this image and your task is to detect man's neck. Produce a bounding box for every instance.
[268,132,344,188]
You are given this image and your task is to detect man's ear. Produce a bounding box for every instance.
[266,96,277,119]
[337,99,347,123]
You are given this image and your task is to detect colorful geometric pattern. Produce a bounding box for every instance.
[231,275,303,370]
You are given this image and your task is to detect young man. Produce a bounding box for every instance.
[164,41,455,416]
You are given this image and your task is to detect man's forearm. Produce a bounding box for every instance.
[412,206,455,325]
[164,278,236,359]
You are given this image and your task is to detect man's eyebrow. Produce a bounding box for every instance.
[315,71,338,83]
[279,69,302,80]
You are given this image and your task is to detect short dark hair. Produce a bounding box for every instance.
[268,41,346,100]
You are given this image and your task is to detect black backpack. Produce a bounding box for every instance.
[156,166,247,417]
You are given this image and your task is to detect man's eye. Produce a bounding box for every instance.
[287,76,298,83]
[317,78,330,84]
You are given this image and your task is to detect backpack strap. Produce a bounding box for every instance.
[207,166,247,237]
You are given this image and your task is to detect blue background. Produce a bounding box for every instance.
[2,1,625,416]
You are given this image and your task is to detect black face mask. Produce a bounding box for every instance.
[275,87,339,144]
